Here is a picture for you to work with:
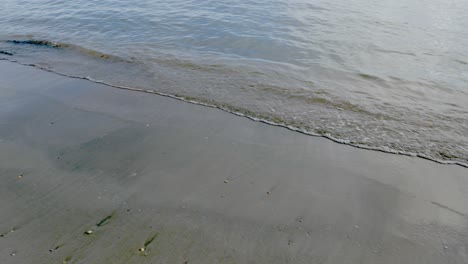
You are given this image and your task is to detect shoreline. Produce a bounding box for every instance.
[1,58,466,168]
[0,60,467,263]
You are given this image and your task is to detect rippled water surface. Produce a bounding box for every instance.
[1,0,467,165]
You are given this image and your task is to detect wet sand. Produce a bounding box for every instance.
[0,60,467,263]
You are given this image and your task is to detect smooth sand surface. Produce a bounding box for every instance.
[0,60,467,263]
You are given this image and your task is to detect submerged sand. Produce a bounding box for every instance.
[0,60,467,263]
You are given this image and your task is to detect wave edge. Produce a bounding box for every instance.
[1,57,466,168]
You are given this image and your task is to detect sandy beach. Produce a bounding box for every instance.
[0,60,467,263]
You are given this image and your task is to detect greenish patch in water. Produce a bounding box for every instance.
[166,60,225,72]
[315,129,329,135]
[358,73,382,81]
[305,97,330,104]
[250,71,267,76]
[84,50,111,59]
[257,83,290,94]
[54,243,65,250]
[7,39,69,48]
[255,83,390,119]
[438,151,458,159]
[6,39,122,61]
[314,90,329,95]
[97,213,115,227]
[144,233,159,248]
[304,96,394,120]
[74,47,120,60]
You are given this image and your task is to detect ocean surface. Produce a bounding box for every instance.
[0,0,467,166]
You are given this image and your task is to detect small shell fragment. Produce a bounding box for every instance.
[84,230,93,235]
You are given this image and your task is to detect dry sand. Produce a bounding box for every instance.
[0,60,467,263]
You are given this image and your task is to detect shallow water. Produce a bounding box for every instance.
[0,0,467,165]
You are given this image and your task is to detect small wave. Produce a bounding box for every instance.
[0,58,466,168]
[1,41,466,168]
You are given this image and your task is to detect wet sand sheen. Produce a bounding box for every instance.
[0,60,467,263]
